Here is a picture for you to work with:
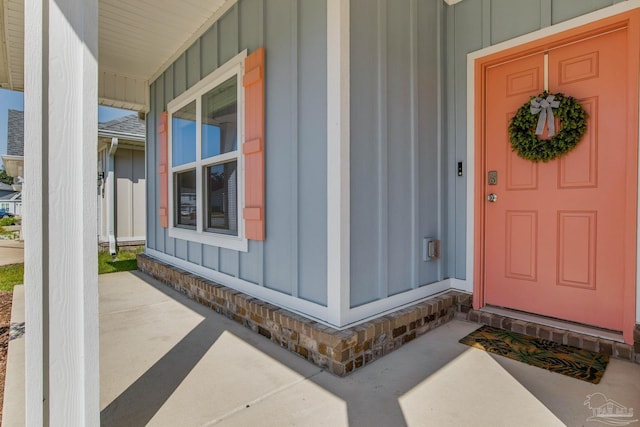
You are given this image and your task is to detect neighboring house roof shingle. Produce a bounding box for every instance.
[0,191,20,201]
[7,109,24,156]
[5,111,145,158]
[98,115,145,140]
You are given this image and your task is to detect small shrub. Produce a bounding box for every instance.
[0,217,16,227]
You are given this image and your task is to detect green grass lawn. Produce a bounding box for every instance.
[0,248,142,292]
[0,264,24,292]
[98,248,142,274]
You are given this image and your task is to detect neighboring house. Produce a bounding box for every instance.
[0,182,14,198]
[2,0,640,420]
[98,115,146,253]
[0,191,21,216]
[1,109,24,192]
[2,110,146,252]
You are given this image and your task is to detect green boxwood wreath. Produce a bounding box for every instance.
[508,91,588,162]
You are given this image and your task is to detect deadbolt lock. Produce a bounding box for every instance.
[488,171,498,185]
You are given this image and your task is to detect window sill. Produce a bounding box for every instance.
[168,226,248,252]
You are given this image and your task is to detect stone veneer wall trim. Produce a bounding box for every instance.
[137,254,472,376]
[467,310,640,365]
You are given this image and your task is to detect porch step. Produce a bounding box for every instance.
[467,309,640,365]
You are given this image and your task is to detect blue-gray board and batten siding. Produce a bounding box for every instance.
[147,0,328,306]
[444,0,629,280]
[349,0,444,307]
[147,0,630,316]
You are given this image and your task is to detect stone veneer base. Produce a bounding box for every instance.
[137,254,472,376]
[466,310,640,365]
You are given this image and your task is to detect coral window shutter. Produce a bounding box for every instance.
[158,111,169,228]
[243,47,265,240]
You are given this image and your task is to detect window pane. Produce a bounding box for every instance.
[175,169,197,228]
[202,76,237,159]
[205,161,237,235]
[172,101,196,166]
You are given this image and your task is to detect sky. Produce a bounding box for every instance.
[0,88,135,156]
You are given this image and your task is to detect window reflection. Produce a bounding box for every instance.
[172,101,196,166]
[205,161,237,235]
[175,169,196,228]
[202,76,237,159]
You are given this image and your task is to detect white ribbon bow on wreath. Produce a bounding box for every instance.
[530,95,560,136]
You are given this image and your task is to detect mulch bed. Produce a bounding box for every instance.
[0,292,13,426]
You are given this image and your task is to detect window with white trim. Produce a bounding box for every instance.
[167,51,247,251]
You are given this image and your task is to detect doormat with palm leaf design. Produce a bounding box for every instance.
[459,325,609,384]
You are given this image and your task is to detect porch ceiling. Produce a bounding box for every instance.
[0,0,232,111]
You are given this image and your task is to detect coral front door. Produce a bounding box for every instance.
[483,25,637,332]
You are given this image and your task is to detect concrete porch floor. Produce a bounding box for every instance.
[3,272,640,426]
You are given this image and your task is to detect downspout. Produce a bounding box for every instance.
[107,137,118,255]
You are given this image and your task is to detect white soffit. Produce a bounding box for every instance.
[0,0,9,88]
[444,0,465,5]
[2,0,22,90]
[1,0,231,110]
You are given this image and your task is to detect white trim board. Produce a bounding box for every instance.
[342,279,456,328]
[326,0,351,327]
[145,248,329,324]
[465,0,640,322]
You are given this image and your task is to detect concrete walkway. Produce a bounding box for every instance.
[4,271,640,426]
[0,240,23,266]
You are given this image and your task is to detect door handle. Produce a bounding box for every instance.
[487,193,498,203]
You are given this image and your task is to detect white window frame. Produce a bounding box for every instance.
[167,50,248,252]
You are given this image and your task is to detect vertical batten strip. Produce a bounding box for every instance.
[445,3,456,279]
[481,0,491,47]
[327,0,350,326]
[258,0,265,47]
[377,0,389,299]
[541,0,552,28]
[291,0,300,297]
[436,0,444,281]
[214,23,220,72]
[233,3,240,57]
[216,22,222,71]
[258,0,265,286]
[410,0,419,289]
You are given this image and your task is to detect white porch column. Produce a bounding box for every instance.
[327,0,350,326]
[24,0,99,425]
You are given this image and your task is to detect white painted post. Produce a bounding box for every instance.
[24,0,100,425]
[327,0,350,327]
